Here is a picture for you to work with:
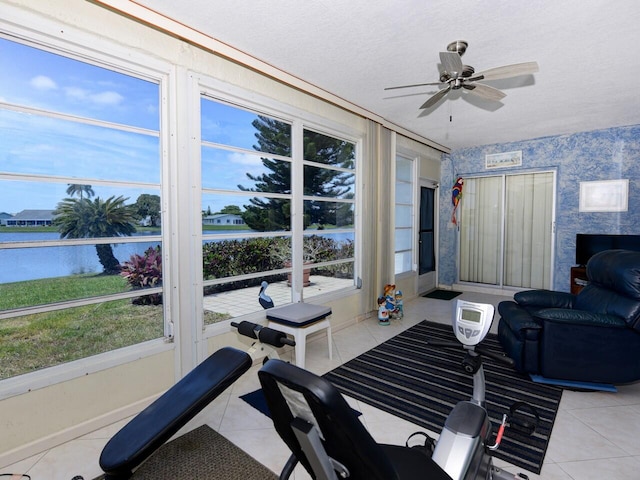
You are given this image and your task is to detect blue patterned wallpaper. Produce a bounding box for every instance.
[438,124,640,292]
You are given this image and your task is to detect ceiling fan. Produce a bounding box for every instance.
[385,41,539,110]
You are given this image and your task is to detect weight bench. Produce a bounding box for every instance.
[99,346,252,479]
[266,303,332,369]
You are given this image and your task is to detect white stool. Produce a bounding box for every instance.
[266,303,332,369]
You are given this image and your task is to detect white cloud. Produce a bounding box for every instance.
[90,91,124,106]
[30,75,57,91]
[64,87,123,106]
[64,86,89,100]
[228,151,262,166]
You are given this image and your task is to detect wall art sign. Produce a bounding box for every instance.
[579,179,629,212]
[485,150,522,169]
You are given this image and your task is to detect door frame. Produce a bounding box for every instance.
[417,178,439,295]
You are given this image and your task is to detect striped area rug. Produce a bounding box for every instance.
[323,320,562,475]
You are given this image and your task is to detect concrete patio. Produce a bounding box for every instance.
[203,275,353,318]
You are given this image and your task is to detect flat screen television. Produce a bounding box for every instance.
[576,234,640,266]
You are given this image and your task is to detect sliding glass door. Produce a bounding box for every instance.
[459,171,555,289]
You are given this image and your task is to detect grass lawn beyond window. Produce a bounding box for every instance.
[0,275,229,380]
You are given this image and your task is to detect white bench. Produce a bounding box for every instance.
[266,303,332,369]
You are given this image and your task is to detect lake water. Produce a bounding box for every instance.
[0,230,352,284]
[0,231,160,284]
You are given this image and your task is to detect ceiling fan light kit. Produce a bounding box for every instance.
[385,40,538,111]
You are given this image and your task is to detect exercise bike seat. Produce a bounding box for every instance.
[99,346,252,479]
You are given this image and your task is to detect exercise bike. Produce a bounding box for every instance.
[427,299,531,480]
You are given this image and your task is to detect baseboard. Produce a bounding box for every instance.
[450,283,519,298]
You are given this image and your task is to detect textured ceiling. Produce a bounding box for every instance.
[134,0,640,150]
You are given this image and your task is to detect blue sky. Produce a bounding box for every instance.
[0,37,161,214]
[0,37,334,218]
[0,38,159,129]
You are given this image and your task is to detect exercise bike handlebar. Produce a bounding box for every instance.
[427,340,515,368]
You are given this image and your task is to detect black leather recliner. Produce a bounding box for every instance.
[497,249,640,384]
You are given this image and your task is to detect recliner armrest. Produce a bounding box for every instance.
[514,289,575,309]
[534,308,627,328]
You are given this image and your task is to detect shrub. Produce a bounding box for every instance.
[120,245,163,305]
[202,235,354,294]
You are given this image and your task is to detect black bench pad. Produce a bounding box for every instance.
[99,346,252,479]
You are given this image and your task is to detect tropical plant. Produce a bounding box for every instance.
[53,195,137,274]
[66,183,95,199]
[120,245,163,305]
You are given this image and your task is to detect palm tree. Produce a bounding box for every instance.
[53,195,137,274]
[66,184,95,199]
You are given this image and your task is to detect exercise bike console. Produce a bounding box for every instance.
[452,300,494,346]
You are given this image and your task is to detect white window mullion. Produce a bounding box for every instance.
[291,119,304,302]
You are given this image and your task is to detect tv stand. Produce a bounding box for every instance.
[570,266,587,294]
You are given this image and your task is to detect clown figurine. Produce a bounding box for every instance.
[394,290,404,319]
[384,284,396,316]
[377,296,390,325]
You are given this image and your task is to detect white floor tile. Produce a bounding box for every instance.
[7,292,640,480]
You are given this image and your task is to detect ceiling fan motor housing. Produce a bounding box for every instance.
[447,40,468,56]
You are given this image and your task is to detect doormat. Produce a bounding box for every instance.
[422,289,462,300]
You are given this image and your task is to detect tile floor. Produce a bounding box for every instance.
[4,291,640,480]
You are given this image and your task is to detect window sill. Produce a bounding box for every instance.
[0,337,174,401]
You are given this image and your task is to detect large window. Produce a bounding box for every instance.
[0,37,164,380]
[200,96,356,321]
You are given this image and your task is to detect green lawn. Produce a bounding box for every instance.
[0,274,230,380]
[0,273,130,310]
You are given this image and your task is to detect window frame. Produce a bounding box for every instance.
[0,27,175,397]
[194,75,361,335]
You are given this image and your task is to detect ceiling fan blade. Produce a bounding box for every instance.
[420,85,451,109]
[439,51,464,77]
[469,61,539,82]
[462,82,506,101]
[384,81,442,91]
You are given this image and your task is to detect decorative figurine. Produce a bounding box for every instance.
[384,283,396,314]
[451,177,464,225]
[377,296,390,325]
[258,281,274,309]
[394,290,404,319]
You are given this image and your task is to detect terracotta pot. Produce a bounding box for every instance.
[286,261,312,287]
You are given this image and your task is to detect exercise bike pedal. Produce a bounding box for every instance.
[405,431,436,456]
[507,402,539,436]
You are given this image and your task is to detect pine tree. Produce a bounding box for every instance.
[239,116,354,231]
